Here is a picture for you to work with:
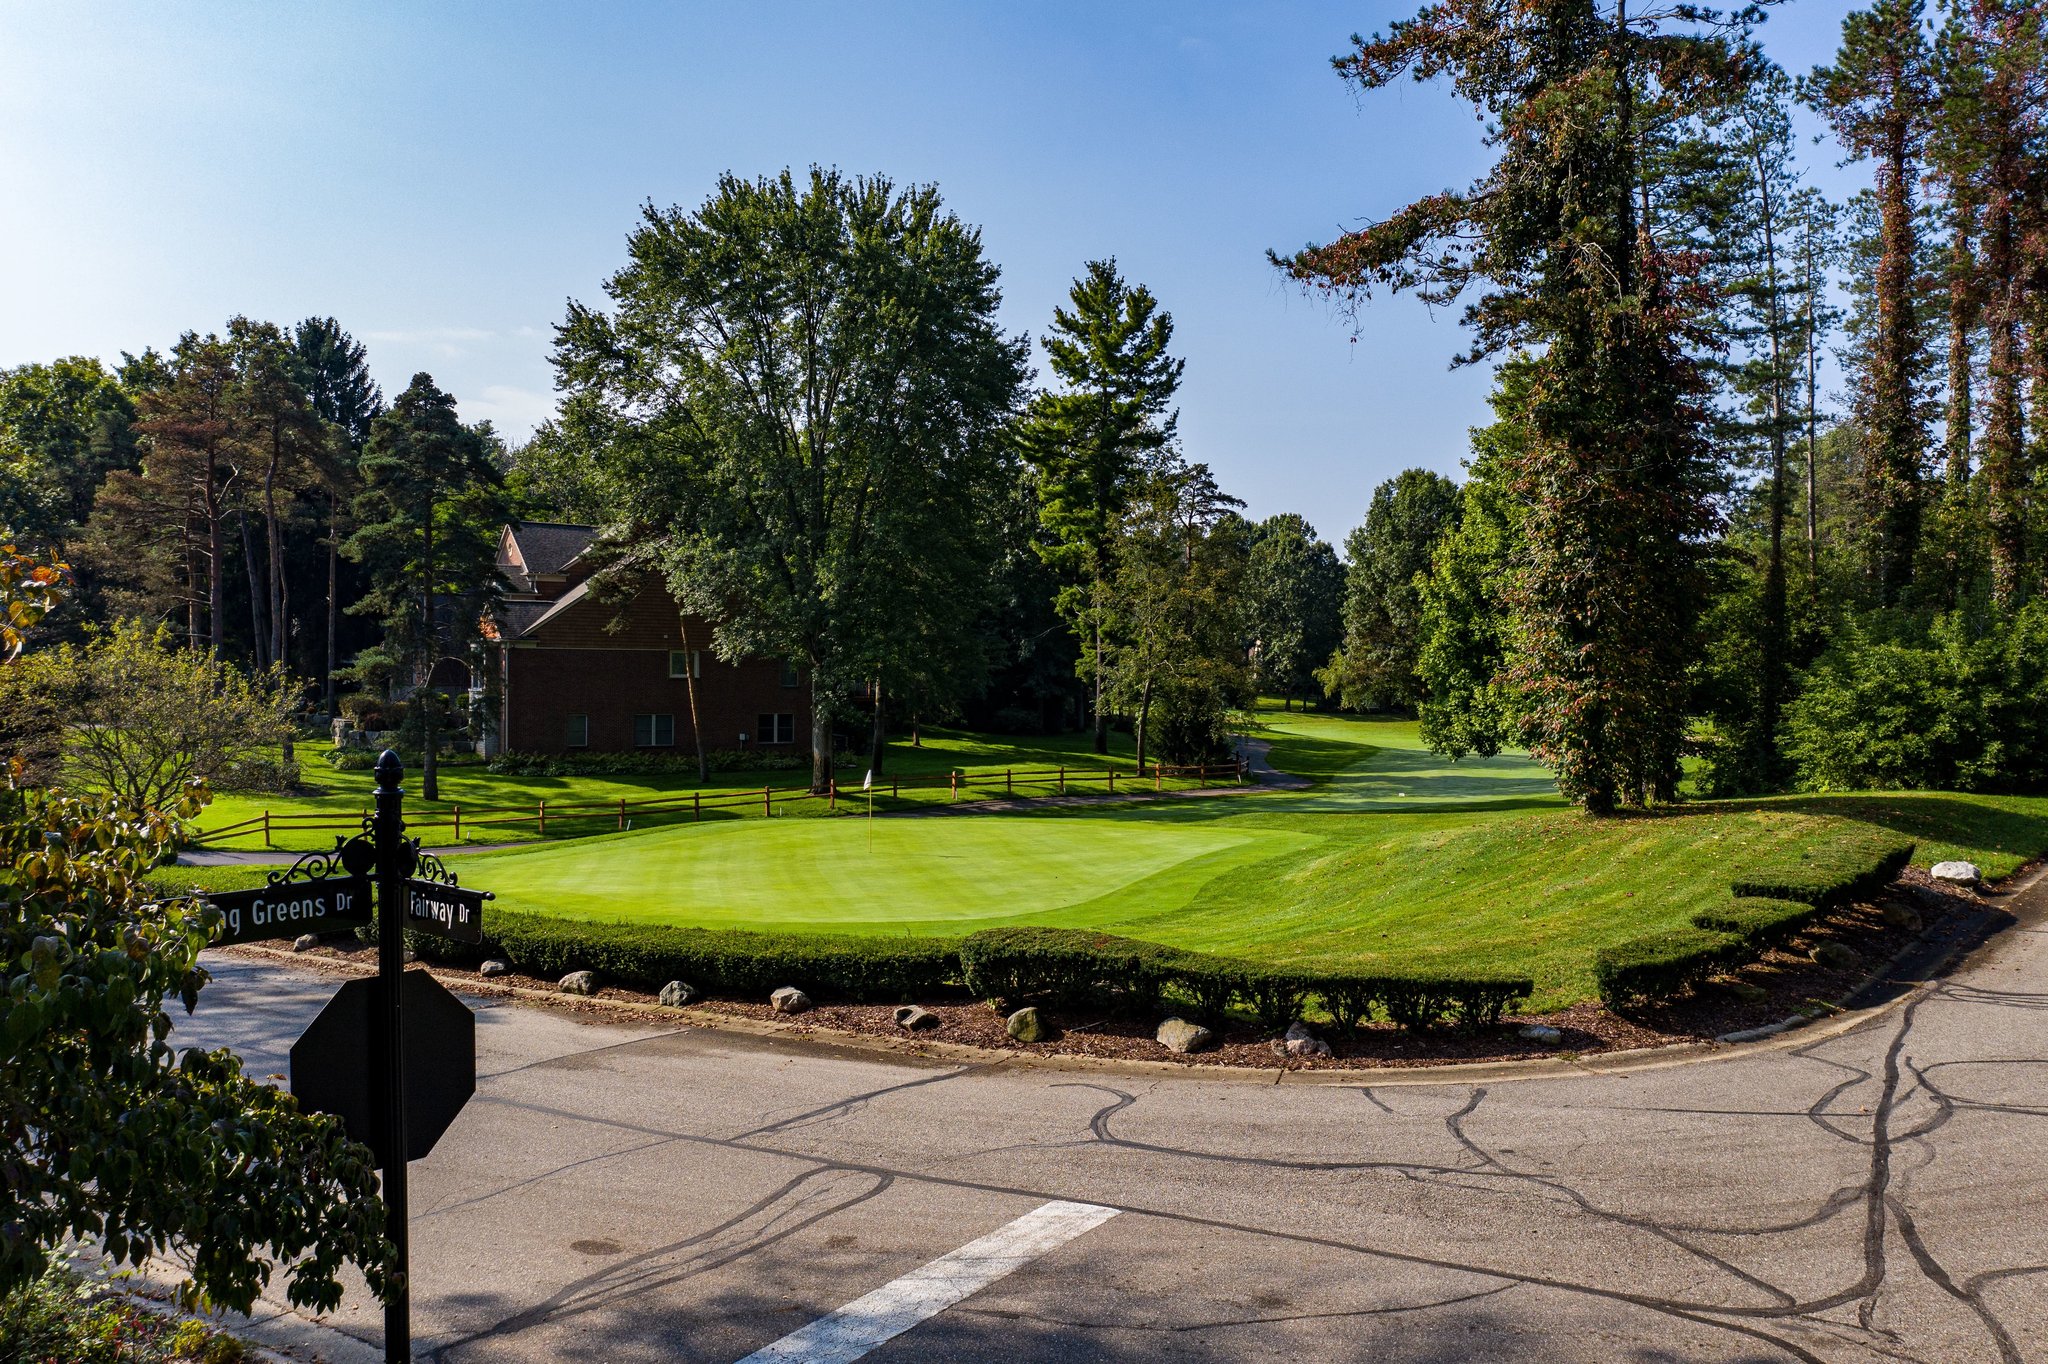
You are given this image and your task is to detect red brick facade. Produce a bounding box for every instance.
[490,524,810,756]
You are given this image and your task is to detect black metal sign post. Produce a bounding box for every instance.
[371,749,412,1364]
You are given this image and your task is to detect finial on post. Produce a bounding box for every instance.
[375,748,403,789]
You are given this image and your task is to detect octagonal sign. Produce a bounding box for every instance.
[290,969,476,1164]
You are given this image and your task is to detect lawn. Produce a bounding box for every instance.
[196,723,1222,851]
[169,708,2048,1010]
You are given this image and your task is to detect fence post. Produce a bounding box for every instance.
[1155,766,1161,792]
[892,781,898,802]
[618,797,626,830]
[763,785,771,817]
[693,791,700,822]
[263,810,271,849]
[538,799,546,836]
[950,771,957,802]
[829,779,836,811]
[453,805,461,841]
[1059,766,1065,795]
[1108,768,1115,794]
[1005,768,1012,795]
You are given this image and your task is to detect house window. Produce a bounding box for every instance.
[669,650,701,679]
[780,660,801,688]
[565,714,589,748]
[757,713,796,745]
[634,714,675,748]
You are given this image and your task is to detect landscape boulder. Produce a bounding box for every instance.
[1517,1024,1564,1045]
[771,986,812,1015]
[558,970,599,996]
[1718,979,1769,1004]
[1882,902,1923,932]
[479,959,510,979]
[1930,861,1981,888]
[1278,1021,1332,1059]
[658,980,696,1008]
[1156,1017,1214,1054]
[1812,942,1861,972]
[1006,1007,1054,1043]
[292,933,320,953]
[893,1004,940,1031]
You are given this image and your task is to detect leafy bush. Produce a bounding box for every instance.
[1690,896,1823,948]
[1781,603,2048,793]
[0,1265,248,1363]
[1593,928,1745,1007]
[474,911,957,1002]
[1730,833,1915,908]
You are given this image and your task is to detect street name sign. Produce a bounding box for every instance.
[404,878,489,944]
[206,877,372,947]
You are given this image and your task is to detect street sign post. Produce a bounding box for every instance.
[225,752,488,1364]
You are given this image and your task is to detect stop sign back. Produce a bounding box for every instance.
[290,969,476,1164]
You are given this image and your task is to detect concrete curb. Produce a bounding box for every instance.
[70,1247,386,1364]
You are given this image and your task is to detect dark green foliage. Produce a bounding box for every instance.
[1781,604,2048,793]
[957,927,1531,1034]
[1729,833,1916,908]
[0,1265,249,1364]
[1325,469,1462,712]
[1690,896,1825,948]
[1244,514,1344,705]
[958,926,1186,1007]
[478,911,957,1002]
[1,781,390,1313]
[1593,928,1747,1007]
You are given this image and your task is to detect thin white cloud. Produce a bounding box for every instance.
[468,384,555,437]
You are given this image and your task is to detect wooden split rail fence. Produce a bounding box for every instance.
[192,759,1249,848]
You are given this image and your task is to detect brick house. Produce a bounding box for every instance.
[487,522,809,756]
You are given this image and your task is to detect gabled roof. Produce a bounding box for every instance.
[497,579,594,640]
[502,522,596,579]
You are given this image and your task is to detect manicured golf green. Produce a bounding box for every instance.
[170,708,2048,1009]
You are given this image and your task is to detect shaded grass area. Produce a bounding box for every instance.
[197,723,1208,851]
[164,709,2048,1011]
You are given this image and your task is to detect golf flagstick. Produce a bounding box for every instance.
[863,768,873,851]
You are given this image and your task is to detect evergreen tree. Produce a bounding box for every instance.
[1324,469,1462,713]
[1804,0,1938,604]
[1276,0,1749,810]
[294,317,385,713]
[345,374,505,801]
[1015,259,1184,754]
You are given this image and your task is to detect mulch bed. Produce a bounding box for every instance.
[242,867,2003,1071]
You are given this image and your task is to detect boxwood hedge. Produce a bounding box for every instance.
[1689,896,1823,949]
[1593,928,1745,1007]
[1730,833,1916,909]
[459,910,959,1002]
[958,927,1531,1033]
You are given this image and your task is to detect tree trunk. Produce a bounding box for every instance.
[1755,142,1789,784]
[265,456,287,672]
[420,505,438,802]
[1945,225,1976,488]
[204,473,224,656]
[1133,674,1154,773]
[867,678,886,779]
[324,490,339,716]
[240,510,268,669]
[1869,106,1922,604]
[809,675,832,795]
[678,616,707,784]
[1090,584,1108,756]
[1984,190,2024,608]
[1804,225,1822,579]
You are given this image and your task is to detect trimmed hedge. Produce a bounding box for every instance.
[1593,928,1745,1007]
[958,927,1532,1034]
[468,910,959,1002]
[1690,896,1823,949]
[1730,833,1916,909]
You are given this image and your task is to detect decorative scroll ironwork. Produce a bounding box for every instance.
[262,833,376,889]
[411,845,460,887]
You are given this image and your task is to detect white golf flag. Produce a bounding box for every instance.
[862,769,873,791]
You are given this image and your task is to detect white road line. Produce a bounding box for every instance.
[734,1199,1120,1364]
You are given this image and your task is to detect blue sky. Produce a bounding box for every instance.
[0,1,1862,540]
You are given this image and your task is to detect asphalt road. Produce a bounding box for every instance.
[172,876,2048,1364]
